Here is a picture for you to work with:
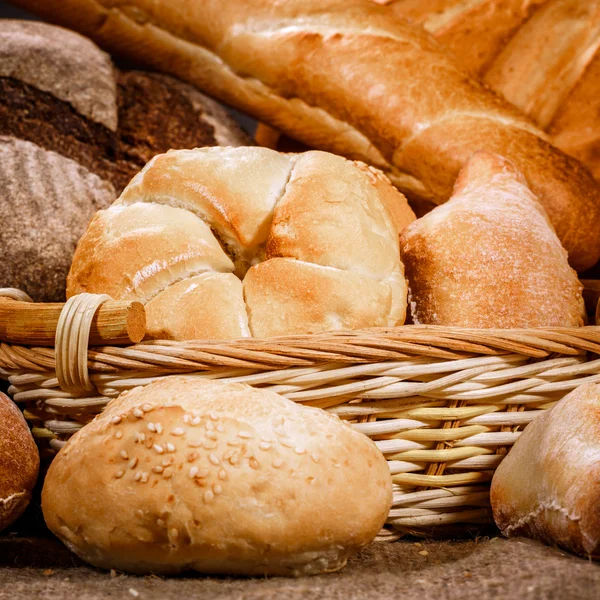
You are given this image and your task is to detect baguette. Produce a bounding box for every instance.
[9,0,600,270]
[387,0,600,182]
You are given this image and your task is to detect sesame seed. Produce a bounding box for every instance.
[183,415,191,424]
[216,424,224,433]
[166,443,176,453]
[188,440,202,448]
[153,444,164,454]
[332,461,340,468]
[136,432,146,443]
[133,409,143,418]
[311,453,320,463]
[111,416,122,425]
[191,416,201,426]
[189,466,199,478]
[218,469,227,480]
[163,467,174,479]
[227,440,240,447]
[237,431,252,439]
[120,450,129,460]
[196,468,209,478]
[272,458,283,468]
[140,472,149,483]
[204,490,214,502]
[114,431,123,440]
[142,404,152,413]
[170,528,179,539]
[129,588,139,598]
[155,423,163,435]
[223,449,234,460]
[134,472,142,481]
[280,439,294,448]
[229,453,240,466]
[206,431,217,440]
[249,458,260,470]
[187,451,199,462]
[156,518,165,527]
[213,484,222,495]
[203,440,217,450]
[147,423,156,432]
[171,428,184,436]
[209,412,218,421]
[115,470,124,479]
[129,457,138,469]
[209,454,220,466]
[162,458,173,467]
[152,466,164,474]
[295,447,306,455]
[259,442,271,451]
[206,421,214,431]
[274,427,286,437]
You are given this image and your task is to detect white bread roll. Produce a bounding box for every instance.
[41,377,392,576]
[491,383,600,558]
[400,151,585,328]
[68,146,413,339]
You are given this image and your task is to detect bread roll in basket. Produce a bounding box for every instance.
[67,146,416,340]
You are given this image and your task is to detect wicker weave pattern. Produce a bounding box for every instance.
[2,326,600,532]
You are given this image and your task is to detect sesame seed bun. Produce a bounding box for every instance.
[0,392,39,532]
[41,377,392,576]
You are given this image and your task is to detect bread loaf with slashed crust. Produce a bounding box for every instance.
[8,0,600,270]
[68,146,414,339]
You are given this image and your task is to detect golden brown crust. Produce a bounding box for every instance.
[484,0,600,130]
[42,377,392,575]
[243,258,402,337]
[0,392,39,532]
[400,151,585,328]
[389,0,548,75]
[10,0,600,270]
[70,146,409,339]
[491,383,600,558]
[145,273,250,340]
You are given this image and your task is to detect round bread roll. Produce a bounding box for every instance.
[68,146,415,339]
[0,392,40,532]
[42,377,392,576]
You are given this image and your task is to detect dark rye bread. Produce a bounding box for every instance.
[0,137,116,302]
[0,20,251,301]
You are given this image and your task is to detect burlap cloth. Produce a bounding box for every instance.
[1,532,598,600]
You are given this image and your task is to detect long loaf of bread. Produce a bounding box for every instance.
[387,0,600,181]
[11,0,600,270]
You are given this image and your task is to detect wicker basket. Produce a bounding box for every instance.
[1,288,599,537]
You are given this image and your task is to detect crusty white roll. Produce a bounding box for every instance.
[68,146,413,339]
[0,392,39,532]
[491,383,600,558]
[399,151,585,328]
[42,376,392,576]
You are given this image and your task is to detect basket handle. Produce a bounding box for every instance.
[0,289,146,347]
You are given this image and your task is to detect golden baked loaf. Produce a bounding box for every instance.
[491,383,600,558]
[8,0,600,271]
[0,391,39,532]
[68,146,413,340]
[42,376,392,576]
[400,152,585,328]
[388,0,600,181]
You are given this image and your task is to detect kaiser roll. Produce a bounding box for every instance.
[42,377,392,576]
[0,392,40,532]
[68,146,415,339]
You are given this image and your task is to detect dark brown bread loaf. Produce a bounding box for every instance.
[0,20,252,301]
[0,392,39,533]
